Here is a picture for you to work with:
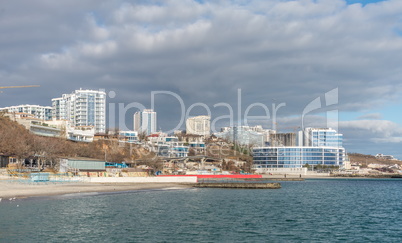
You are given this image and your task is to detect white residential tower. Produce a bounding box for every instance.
[133,109,157,135]
[52,89,106,133]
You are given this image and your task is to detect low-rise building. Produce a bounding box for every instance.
[118,131,139,144]
[147,134,189,158]
[189,142,206,154]
[375,153,398,160]
[0,104,53,120]
[66,126,95,142]
[4,112,94,142]
[59,158,106,172]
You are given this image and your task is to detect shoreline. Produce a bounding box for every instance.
[0,180,192,199]
[2,175,401,200]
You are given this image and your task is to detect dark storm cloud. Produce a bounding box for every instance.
[1,0,402,155]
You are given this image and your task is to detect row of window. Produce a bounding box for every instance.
[254,156,340,161]
[254,148,344,152]
[254,152,344,156]
[255,161,339,167]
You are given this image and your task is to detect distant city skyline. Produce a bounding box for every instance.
[1,0,401,158]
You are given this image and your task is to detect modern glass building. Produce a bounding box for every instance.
[253,147,345,169]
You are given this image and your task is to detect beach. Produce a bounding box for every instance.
[0,179,191,199]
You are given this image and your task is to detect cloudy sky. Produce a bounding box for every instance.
[1,0,402,158]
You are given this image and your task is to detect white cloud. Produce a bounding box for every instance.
[371,137,402,143]
[357,113,382,120]
[339,119,402,140]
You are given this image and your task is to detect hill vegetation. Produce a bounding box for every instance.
[0,114,154,168]
[348,153,402,167]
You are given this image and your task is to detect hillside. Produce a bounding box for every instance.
[348,153,402,167]
[0,114,103,160]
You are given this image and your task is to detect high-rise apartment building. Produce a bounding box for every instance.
[52,89,106,133]
[186,115,210,136]
[301,127,343,147]
[0,105,53,120]
[133,109,157,135]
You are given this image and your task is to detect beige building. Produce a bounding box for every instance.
[186,115,210,137]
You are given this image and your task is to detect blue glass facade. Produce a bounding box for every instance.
[189,142,205,148]
[86,94,95,126]
[253,147,345,168]
[304,128,343,147]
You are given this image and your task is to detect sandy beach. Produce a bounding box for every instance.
[0,180,192,199]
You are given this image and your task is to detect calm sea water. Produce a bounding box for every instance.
[1,179,401,242]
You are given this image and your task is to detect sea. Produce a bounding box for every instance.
[0,179,401,242]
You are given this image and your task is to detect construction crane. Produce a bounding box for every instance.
[0,85,40,89]
[0,85,40,93]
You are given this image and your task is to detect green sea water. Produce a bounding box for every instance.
[0,179,401,242]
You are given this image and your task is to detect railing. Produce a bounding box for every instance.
[5,172,86,184]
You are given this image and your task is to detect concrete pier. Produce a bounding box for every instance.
[193,182,281,189]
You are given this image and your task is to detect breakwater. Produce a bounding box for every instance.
[268,178,304,181]
[193,182,281,189]
[331,174,402,178]
[247,178,304,181]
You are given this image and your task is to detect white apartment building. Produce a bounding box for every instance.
[0,104,53,120]
[52,89,106,133]
[186,115,210,136]
[133,109,157,135]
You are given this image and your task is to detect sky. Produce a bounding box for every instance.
[1,0,402,158]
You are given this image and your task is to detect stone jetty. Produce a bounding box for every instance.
[193,182,281,189]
